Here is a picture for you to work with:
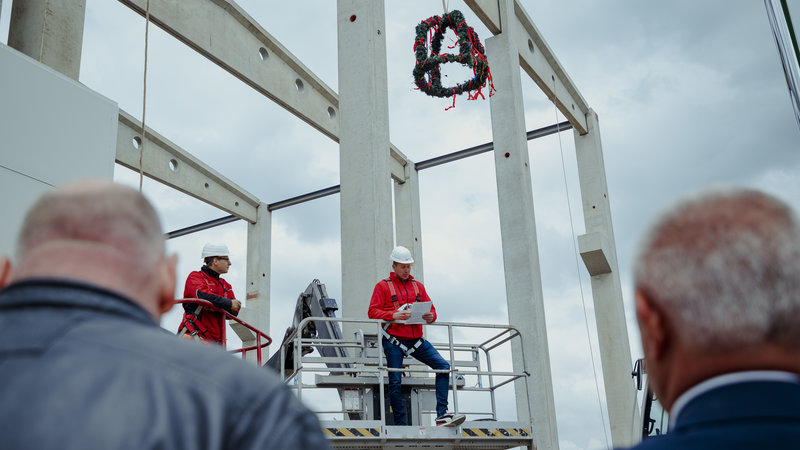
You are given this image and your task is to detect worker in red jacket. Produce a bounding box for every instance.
[177,243,241,344]
[368,246,465,427]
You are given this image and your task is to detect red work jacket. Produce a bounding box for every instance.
[179,267,236,344]
[368,272,436,339]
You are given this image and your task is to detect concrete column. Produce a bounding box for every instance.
[486,4,558,449]
[8,0,86,80]
[336,0,393,337]
[393,168,424,282]
[574,110,639,447]
[487,1,558,448]
[236,203,271,363]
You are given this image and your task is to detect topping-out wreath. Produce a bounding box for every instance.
[412,10,495,109]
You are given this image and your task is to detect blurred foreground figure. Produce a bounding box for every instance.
[626,188,800,449]
[0,180,329,450]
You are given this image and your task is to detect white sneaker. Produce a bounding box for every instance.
[435,412,466,427]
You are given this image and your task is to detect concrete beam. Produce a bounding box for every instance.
[118,0,340,141]
[464,0,501,34]
[465,0,589,134]
[116,110,260,222]
[118,0,408,181]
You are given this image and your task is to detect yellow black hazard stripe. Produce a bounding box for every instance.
[324,427,381,438]
[462,427,531,437]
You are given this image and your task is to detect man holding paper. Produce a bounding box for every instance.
[368,246,466,427]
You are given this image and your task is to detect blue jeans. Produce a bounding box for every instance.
[383,337,450,425]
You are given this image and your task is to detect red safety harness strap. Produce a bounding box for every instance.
[178,304,211,342]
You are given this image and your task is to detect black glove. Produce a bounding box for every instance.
[196,290,239,316]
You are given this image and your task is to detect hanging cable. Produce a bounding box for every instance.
[552,79,611,449]
[139,0,151,192]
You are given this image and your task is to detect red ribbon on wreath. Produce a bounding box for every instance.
[412,10,496,110]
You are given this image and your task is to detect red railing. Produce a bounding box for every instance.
[174,299,272,365]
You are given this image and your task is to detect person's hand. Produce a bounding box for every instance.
[231,299,242,311]
[393,310,411,321]
[422,312,434,323]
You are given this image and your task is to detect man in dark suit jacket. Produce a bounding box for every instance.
[627,188,800,449]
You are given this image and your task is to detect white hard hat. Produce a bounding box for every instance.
[202,243,230,259]
[390,246,414,264]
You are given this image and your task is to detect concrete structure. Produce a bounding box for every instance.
[336,0,394,341]
[3,0,638,447]
[0,43,116,257]
[240,202,272,345]
[486,2,557,448]
[8,0,86,80]
[393,166,425,282]
[576,111,639,445]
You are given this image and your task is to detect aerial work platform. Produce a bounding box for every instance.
[320,421,531,449]
[267,283,534,449]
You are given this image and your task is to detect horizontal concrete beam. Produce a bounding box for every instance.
[464,0,502,34]
[118,0,340,141]
[118,0,409,183]
[465,0,589,134]
[578,232,612,276]
[116,109,260,222]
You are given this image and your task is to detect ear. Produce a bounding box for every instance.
[0,256,12,288]
[156,253,179,316]
[635,289,669,361]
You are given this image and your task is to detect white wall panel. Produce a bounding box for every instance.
[0,43,117,258]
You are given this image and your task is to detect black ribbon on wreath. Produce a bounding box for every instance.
[413,10,495,109]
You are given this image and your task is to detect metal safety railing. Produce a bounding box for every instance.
[276,316,533,425]
[174,299,272,365]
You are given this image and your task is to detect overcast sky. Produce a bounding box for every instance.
[3,1,799,449]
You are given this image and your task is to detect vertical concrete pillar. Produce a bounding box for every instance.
[336,0,393,337]
[238,203,271,362]
[393,168,424,282]
[487,1,558,448]
[8,0,86,80]
[574,110,639,447]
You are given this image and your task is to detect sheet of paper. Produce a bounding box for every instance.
[401,301,432,324]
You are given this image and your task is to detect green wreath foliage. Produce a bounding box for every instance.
[412,10,492,101]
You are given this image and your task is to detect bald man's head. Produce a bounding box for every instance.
[634,188,800,351]
[18,180,164,262]
[633,188,800,410]
[9,180,176,318]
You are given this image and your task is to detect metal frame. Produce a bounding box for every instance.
[277,316,534,449]
[163,121,574,239]
[174,298,272,364]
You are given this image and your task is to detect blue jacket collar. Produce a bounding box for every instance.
[675,379,800,430]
